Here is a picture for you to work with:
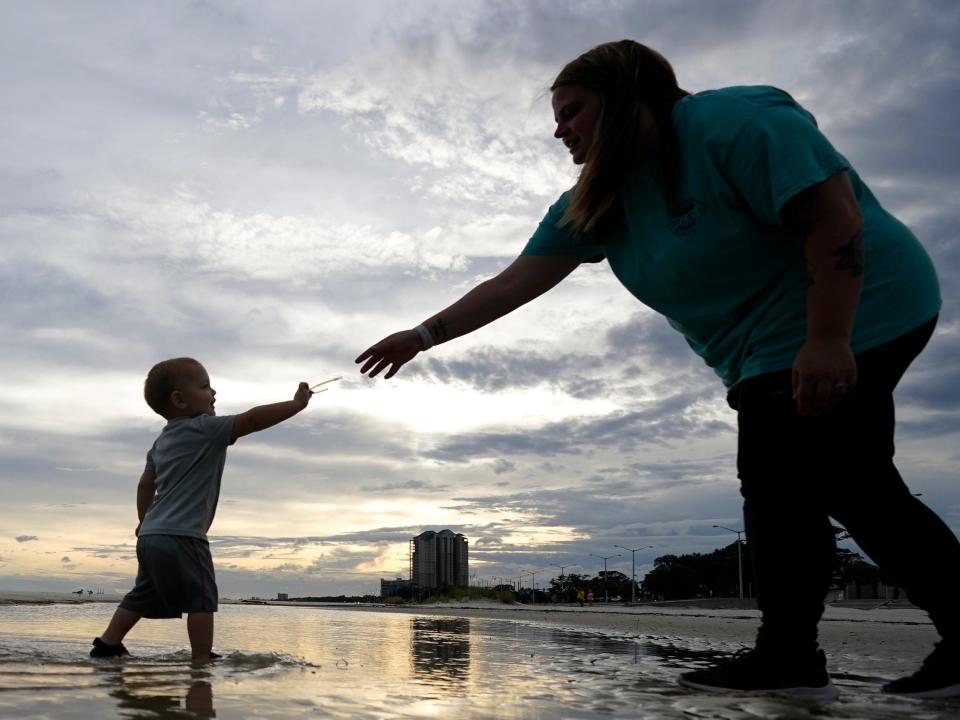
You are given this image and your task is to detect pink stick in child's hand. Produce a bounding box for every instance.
[310,377,341,391]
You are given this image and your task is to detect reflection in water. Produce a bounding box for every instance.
[93,661,216,719]
[184,680,215,718]
[641,637,733,669]
[410,617,470,684]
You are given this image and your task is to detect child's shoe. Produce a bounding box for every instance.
[89,637,129,657]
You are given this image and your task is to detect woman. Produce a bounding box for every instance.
[356,40,958,700]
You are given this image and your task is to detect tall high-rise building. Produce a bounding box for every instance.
[410,529,468,589]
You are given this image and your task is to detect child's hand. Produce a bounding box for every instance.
[295,382,312,408]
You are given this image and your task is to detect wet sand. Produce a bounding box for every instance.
[324,598,939,678]
[1,593,953,718]
[0,591,937,674]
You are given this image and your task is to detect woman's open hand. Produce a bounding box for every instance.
[356,329,422,379]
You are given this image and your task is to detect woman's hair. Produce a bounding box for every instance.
[551,40,689,241]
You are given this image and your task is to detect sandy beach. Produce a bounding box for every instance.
[0,590,124,605]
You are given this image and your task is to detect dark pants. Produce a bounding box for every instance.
[730,316,960,651]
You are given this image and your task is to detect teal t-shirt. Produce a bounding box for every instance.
[523,86,941,387]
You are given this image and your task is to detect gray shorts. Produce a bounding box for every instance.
[120,534,218,618]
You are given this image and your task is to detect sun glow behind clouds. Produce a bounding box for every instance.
[501,525,586,549]
[347,380,621,435]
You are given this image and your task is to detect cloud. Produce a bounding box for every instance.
[296,32,567,210]
[360,479,448,492]
[2,1,958,597]
[491,458,515,475]
[426,394,733,463]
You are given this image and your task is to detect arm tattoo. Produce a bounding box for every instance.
[427,317,449,342]
[832,229,864,277]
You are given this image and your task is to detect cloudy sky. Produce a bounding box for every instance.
[2,0,958,598]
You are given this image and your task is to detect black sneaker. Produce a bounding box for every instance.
[679,648,838,700]
[90,637,129,658]
[882,641,960,699]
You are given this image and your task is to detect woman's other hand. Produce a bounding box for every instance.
[791,337,857,416]
[785,172,863,417]
[356,329,422,379]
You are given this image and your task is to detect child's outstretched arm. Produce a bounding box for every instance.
[231,382,313,442]
[135,470,156,536]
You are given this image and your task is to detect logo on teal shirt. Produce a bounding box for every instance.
[668,198,707,238]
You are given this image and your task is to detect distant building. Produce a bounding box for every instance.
[380,577,412,598]
[411,529,468,589]
[277,592,288,601]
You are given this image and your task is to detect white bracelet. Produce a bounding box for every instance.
[415,324,435,351]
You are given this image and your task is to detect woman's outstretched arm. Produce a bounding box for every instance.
[355,254,582,378]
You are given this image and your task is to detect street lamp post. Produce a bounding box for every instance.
[713,525,744,600]
[551,563,577,603]
[523,570,538,605]
[589,553,621,603]
[614,545,654,604]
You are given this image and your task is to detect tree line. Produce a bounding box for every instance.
[542,534,882,602]
[381,528,885,603]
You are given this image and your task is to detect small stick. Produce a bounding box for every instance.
[310,377,341,391]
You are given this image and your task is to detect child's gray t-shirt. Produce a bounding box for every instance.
[138,414,237,540]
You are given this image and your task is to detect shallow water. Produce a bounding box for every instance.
[0,603,956,719]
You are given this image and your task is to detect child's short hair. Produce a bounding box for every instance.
[144,357,202,417]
